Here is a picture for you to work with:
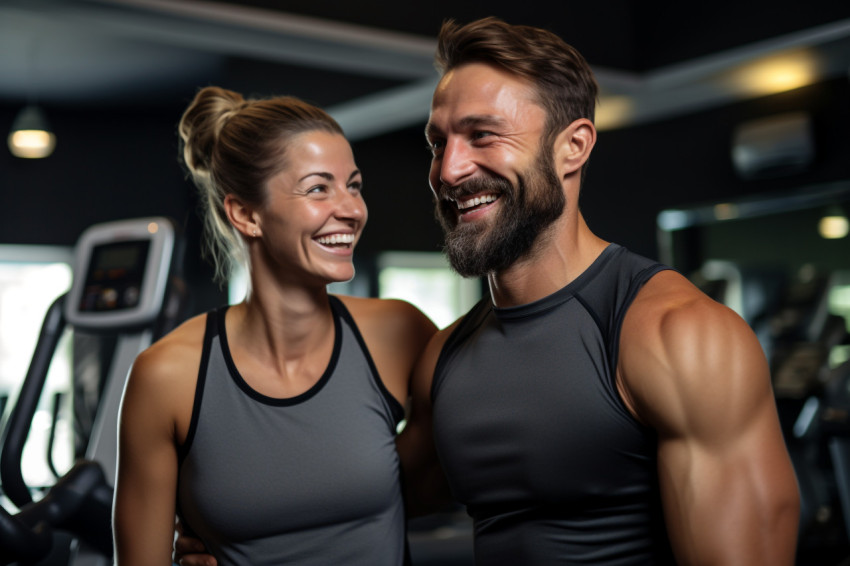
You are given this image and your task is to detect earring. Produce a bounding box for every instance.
[252,230,258,237]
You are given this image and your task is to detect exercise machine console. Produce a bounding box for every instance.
[0,217,179,565]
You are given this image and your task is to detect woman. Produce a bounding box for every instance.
[113,86,436,565]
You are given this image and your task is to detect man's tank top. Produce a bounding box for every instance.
[432,244,676,565]
[177,296,408,565]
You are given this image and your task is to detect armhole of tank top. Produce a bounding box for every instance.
[574,262,672,431]
[177,307,220,464]
[328,295,406,427]
[609,264,673,372]
[610,264,672,430]
[430,298,491,403]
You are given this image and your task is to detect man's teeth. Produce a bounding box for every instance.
[456,194,498,210]
[316,234,354,245]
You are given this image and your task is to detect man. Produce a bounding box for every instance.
[397,16,799,566]
[176,16,800,566]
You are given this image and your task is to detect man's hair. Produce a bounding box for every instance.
[435,17,598,152]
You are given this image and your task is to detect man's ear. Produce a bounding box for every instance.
[224,194,261,239]
[553,118,596,179]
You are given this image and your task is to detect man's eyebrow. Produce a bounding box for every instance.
[459,115,509,130]
[425,115,509,139]
[424,122,442,140]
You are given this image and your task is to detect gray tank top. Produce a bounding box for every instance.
[177,296,408,565]
[432,244,676,565]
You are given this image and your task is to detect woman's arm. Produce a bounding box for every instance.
[113,332,198,565]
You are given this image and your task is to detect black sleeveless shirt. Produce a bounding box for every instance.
[432,244,676,565]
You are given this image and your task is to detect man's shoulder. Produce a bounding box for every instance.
[619,270,765,426]
[621,269,760,384]
[624,270,739,344]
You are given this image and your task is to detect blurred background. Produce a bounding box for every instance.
[1,1,850,564]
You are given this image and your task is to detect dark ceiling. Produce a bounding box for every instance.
[2,0,850,141]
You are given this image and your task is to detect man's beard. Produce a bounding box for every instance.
[436,149,565,278]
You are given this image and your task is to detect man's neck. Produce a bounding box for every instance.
[486,214,608,308]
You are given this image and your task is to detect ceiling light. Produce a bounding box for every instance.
[819,208,849,239]
[7,104,56,159]
[595,95,635,131]
[728,49,819,97]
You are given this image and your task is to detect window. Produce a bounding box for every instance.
[0,246,74,491]
[377,251,481,329]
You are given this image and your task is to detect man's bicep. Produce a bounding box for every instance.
[649,306,799,564]
[656,394,799,565]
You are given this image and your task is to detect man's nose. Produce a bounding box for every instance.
[439,138,476,188]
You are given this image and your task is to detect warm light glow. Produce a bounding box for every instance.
[713,203,739,221]
[595,95,635,131]
[8,129,56,159]
[819,215,849,239]
[729,50,819,97]
[147,222,159,234]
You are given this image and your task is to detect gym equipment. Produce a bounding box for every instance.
[792,358,850,565]
[762,271,850,564]
[692,260,850,564]
[0,217,181,565]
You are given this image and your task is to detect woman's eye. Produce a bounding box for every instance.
[307,185,326,194]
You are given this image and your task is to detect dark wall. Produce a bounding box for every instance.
[581,75,850,260]
[0,101,225,313]
[350,127,444,256]
[2,75,849,303]
[0,104,191,245]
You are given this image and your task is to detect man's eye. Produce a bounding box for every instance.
[428,139,444,152]
[473,131,493,140]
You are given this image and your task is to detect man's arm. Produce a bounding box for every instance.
[173,518,216,566]
[619,271,800,566]
[396,324,457,516]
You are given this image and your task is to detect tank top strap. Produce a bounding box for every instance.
[328,295,405,425]
[178,305,228,464]
[573,247,671,379]
[431,298,491,402]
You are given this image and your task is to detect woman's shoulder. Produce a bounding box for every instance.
[335,295,436,343]
[334,295,437,400]
[121,311,212,446]
[131,311,209,385]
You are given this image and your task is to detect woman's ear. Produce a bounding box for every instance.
[224,194,261,239]
[553,118,596,179]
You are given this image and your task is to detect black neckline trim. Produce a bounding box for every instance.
[493,243,620,321]
[217,302,342,406]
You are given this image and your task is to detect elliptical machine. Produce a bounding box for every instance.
[0,217,183,565]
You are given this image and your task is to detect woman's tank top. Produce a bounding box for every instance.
[177,296,407,565]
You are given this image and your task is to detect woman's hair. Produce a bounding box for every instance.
[435,17,598,155]
[178,86,344,284]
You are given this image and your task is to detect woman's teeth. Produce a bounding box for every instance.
[316,233,354,245]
